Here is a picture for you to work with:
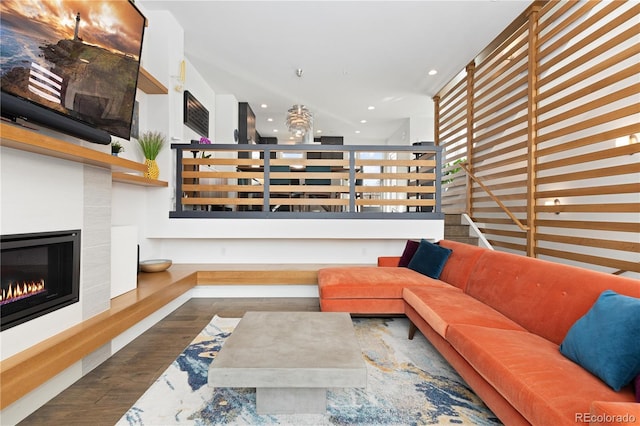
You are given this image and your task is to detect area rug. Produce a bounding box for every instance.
[117,315,501,426]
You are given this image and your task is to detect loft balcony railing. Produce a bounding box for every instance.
[170,143,442,219]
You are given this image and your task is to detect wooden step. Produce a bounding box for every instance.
[444,214,462,225]
[444,213,479,246]
[444,224,471,237]
[445,236,479,245]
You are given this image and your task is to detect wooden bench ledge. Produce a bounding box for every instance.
[0,263,368,409]
[195,263,371,285]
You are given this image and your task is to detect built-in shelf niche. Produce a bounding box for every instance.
[112,172,168,187]
[0,122,168,187]
[138,67,168,94]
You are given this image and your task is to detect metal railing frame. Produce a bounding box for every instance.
[170,143,443,220]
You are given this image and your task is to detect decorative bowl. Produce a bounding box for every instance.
[139,259,172,273]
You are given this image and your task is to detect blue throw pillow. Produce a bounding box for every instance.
[560,290,640,391]
[407,239,452,279]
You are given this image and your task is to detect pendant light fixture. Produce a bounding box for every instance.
[286,69,313,137]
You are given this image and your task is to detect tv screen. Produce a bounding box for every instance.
[1,0,146,142]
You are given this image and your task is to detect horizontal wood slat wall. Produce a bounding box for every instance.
[436,62,470,215]
[435,0,640,276]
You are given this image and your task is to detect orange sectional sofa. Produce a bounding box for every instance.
[317,240,640,425]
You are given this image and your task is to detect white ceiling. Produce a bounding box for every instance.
[138,0,529,144]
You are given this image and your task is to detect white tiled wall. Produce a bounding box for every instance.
[81,165,112,320]
[0,150,113,359]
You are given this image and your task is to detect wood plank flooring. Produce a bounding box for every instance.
[19,297,320,426]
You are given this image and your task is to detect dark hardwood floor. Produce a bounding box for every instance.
[20,297,320,426]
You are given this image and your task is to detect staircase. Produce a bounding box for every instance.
[444,214,479,246]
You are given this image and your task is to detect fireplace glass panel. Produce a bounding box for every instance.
[1,230,80,331]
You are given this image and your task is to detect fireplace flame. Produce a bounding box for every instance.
[0,279,46,305]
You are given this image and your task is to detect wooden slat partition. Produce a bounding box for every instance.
[435,0,640,275]
[471,14,530,255]
[436,61,470,215]
[534,0,640,272]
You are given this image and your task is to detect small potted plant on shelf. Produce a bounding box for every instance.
[111,141,124,156]
[137,130,166,179]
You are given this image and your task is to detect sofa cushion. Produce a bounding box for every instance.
[398,239,420,267]
[407,239,452,279]
[464,249,640,345]
[317,266,450,300]
[377,256,401,267]
[560,290,640,391]
[403,287,524,338]
[447,324,637,426]
[438,240,486,291]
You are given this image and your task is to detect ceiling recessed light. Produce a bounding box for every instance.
[260,103,268,108]
[267,118,273,122]
[273,129,278,132]
[316,129,322,134]
[367,106,375,110]
[355,130,361,134]
[428,69,438,76]
[360,119,367,124]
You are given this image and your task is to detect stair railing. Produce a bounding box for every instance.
[459,162,530,231]
[461,213,493,250]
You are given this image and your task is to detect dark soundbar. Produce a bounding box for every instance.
[0,92,112,145]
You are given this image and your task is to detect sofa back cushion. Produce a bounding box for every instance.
[438,240,486,291]
[407,239,453,279]
[398,239,420,267]
[464,249,640,345]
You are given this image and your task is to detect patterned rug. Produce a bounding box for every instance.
[117,315,501,425]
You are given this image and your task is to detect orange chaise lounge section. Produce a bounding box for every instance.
[317,240,640,426]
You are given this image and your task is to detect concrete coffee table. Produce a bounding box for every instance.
[208,311,366,414]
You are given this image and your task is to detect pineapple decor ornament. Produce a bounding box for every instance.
[137,131,166,179]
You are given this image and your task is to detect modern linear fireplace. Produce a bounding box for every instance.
[1,230,81,331]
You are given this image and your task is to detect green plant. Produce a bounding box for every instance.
[111,141,124,154]
[137,131,166,160]
[442,158,466,184]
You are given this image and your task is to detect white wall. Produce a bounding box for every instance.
[215,94,239,144]
[144,219,443,263]
[0,149,83,234]
[181,58,217,143]
[408,96,435,145]
[386,118,410,145]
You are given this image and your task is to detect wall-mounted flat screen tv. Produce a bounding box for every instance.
[1,0,146,144]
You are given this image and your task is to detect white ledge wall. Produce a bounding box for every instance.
[143,219,444,264]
